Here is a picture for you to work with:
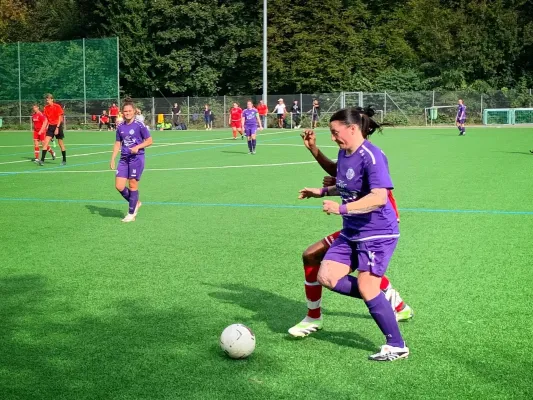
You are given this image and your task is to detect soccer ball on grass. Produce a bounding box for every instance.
[220,323,256,359]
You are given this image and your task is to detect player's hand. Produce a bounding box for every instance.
[259,127,263,131]
[110,159,116,170]
[300,130,316,150]
[323,200,340,215]
[130,146,139,154]
[298,187,322,199]
[54,128,59,136]
[323,176,336,187]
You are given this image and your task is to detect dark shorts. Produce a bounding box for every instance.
[46,124,64,139]
[323,235,398,277]
[116,155,145,181]
[456,119,466,124]
[312,114,319,122]
[244,126,257,136]
[277,114,284,120]
[110,116,117,124]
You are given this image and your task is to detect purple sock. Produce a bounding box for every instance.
[365,292,405,348]
[119,187,130,201]
[128,190,139,214]
[247,140,252,152]
[332,275,362,298]
[252,139,256,151]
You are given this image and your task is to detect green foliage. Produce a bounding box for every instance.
[0,0,532,96]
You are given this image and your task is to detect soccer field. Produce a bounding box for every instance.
[1,127,532,399]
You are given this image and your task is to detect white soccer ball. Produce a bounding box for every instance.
[220,323,256,359]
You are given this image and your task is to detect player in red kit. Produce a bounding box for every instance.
[109,103,119,129]
[38,93,66,166]
[229,102,243,139]
[32,104,56,162]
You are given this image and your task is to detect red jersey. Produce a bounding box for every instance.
[257,104,268,116]
[109,105,119,117]
[32,112,46,132]
[43,103,63,126]
[230,107,243,121]
[387,190,400,221]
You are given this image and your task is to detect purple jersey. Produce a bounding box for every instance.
[336,140,399,241]
[456,104,466,120]
[242,108,259,126]
[116,120,151,158]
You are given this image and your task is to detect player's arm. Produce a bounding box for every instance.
[298,185,339,199]
[135,136,153,150]
[110,140,121,170]
[322,188,387,215]
[241,116,245,128]
[256,113,262,129]
[131,127,153,154]
[300,130,337,176]
[39,116,48,136]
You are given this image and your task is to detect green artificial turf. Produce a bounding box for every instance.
[0,126,532,399]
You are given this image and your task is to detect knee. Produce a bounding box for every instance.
[317,268,336,290]
[302,249,318,266]
[129,181,138,191]
[115,183,125,191]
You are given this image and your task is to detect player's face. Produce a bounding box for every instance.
[458,99,463,105]
[123,105,135,121]
[247,102,253,109]
[329,121,359,149]
[32,105,39,113]
[233,103,238,108]
[45,97,53,105]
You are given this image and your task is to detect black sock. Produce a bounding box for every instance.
[40,149,47,162]
[62,150,66,162]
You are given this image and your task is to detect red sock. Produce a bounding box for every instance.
[380,275,391,291]
[304,265,322,319]
[47,146,54,155]
[34,146,40,159]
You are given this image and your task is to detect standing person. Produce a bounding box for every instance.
[135,108,145,124]
[273,98,286,128]
[204,104,213,130]
[99,110,110,131]
[31,104,55,162]
[229,102,243,139]
[297,107,408,361]
[456,99,466,136]
[109,103,119,129]
[110,99,153,223]
[291,100,302,129]
[257,100,268,129]
[38,93,66,166]
[309,99,320,128]
[241,100,263,154]
[172,103,181,129]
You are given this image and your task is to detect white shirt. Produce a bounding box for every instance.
[274,104,286,114]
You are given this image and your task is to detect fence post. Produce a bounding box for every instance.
[480,93,483,122]
[82,38,87,125]
[432,90,435,107]
[187,96,190,126]
[151,97,155,128]
[384,91,387,118]
[17,42,22,125]
[340,91,345,109]
[223,95,226,128]
[358,92,363,107]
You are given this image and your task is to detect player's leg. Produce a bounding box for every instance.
[246,128,253,154]
[122,155,144,222]
[355,239,408,361]
[38,126,55,165]
[460,121,466,135]
[456,119,462,135]
[33,137,40,161]
[251,132,257,154]
[57,132,66,165]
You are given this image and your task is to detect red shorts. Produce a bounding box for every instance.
[322,231,341,247]
[33,131,45,141]
[231,121,242,129]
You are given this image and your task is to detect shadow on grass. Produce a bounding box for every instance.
[86,205,124,218]
[495,151,533,156]
[207,283,375,351]
[0,275,279,399]
[220,150,249,154]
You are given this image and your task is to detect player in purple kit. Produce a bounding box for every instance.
[110,99,153,223]
[298,107,408,361]
[241,100,263,154]
[456,99,466,136]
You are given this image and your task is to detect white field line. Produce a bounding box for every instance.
[0,160,324,174]
[0,130,293,165]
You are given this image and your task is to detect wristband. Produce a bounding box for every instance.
[320,187,328,197]
[339,204,348,215]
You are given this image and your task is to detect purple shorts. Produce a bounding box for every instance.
[323,235,398,277]
[116,155,145,181]
[456,119,465,124]
[244,126,257,136]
